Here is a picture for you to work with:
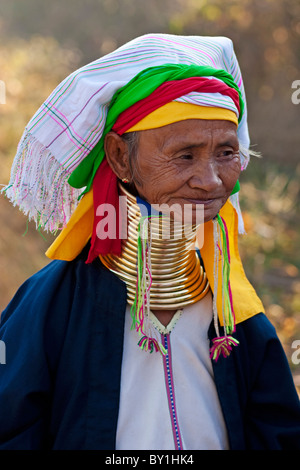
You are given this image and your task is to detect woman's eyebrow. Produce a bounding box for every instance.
[161,135,239,153]
[215,138,239,148]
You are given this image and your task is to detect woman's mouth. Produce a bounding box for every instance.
[186,198,215,205]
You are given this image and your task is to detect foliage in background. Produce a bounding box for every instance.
[239,161,300,378]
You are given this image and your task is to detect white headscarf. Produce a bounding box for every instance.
[3,33,249,233]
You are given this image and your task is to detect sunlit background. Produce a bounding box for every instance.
[0,0,299,389]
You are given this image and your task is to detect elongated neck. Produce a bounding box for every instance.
[100,183,209,309]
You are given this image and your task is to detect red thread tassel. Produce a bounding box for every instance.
[210,336,239,361]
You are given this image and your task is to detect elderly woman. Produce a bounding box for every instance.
[0,34,299,450]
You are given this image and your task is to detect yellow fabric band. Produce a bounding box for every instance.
[46,189,94,262]
[125,102,238,133]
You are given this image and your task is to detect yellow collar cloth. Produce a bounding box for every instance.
[46,190,264,327]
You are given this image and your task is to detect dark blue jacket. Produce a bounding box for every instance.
[0,247,300,450]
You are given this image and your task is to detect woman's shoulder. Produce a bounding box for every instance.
[0,245,125,328]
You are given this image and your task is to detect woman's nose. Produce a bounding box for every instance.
[188,161,222,192]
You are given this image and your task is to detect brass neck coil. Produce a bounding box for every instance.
[100,183,210,310]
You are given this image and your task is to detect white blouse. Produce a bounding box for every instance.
[116,291,229,450]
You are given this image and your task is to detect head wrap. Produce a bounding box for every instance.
[3,34,249,233]
[83,68,243,263]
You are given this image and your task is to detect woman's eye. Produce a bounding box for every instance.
[219,150,234,158]
[179,154,193,160]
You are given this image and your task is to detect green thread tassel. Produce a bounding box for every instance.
[210,215,238,361]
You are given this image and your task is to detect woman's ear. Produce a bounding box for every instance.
[104,132,131,181]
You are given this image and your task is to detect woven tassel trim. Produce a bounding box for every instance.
[210,214,239,361]
[130,215,167,355]
[1,131,81,233]
[210,336,239,361]
[138,336,166,354]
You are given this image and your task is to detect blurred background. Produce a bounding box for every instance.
[0,0,299,388]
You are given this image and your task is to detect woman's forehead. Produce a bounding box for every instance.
[138,119,239,151]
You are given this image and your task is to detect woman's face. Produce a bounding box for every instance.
[130,119,241,224]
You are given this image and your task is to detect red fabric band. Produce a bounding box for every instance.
[112,77,240,135]
[87,159,122,263]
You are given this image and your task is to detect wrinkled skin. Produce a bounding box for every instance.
[105,119,241,225]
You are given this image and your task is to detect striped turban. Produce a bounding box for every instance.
[3,34,250,236]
